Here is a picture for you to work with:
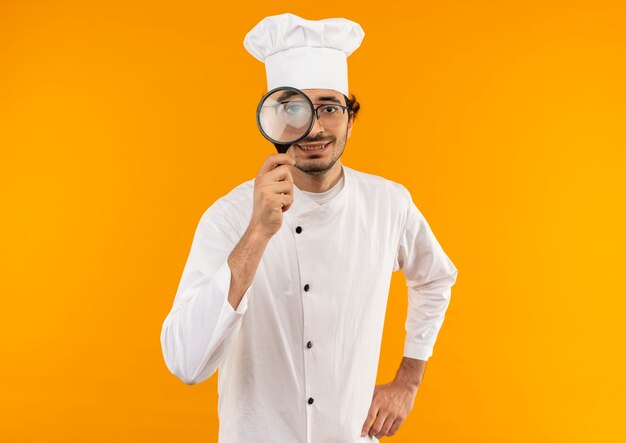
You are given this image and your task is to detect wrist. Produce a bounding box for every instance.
[246,223,274,242]
[393,356,426,392]
[392,377,420,394]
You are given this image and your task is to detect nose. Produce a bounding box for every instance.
[309,112,325,135]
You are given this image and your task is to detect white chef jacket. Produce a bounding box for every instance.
[160,165,458,443]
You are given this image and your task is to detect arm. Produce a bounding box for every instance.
[396,186,459,361]
[160,203,270,385]
[161,154,294,385]
[227,227,271,311]
[362,187,459,438]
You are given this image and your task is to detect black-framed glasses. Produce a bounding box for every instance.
[311,104,349,126]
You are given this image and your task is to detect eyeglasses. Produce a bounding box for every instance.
[266,101,349,129]
[310,104,349,128]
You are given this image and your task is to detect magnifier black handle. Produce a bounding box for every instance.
[273,143,290,154]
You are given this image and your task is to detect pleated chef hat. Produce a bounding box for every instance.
[243,13,365,96]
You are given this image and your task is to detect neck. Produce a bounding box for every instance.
[291,161,344,193]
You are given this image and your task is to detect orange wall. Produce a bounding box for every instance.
[1,1,625,441]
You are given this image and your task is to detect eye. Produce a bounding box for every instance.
[321,105,339,113]
[284,103,308,114]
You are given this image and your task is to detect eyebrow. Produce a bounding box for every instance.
[315,96,343,104]
[276,90,300,102]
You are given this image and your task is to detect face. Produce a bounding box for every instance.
[286,89,353,176]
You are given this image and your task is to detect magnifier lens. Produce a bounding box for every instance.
[258,88,313,144]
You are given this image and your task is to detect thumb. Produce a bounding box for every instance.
[361,402,378,437]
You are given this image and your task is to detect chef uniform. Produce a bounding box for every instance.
[160,13,459,443]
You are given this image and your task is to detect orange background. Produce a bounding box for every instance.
[1,0,625,442]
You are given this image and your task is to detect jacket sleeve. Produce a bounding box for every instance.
[394,186,459,361]
[160,200,252,385]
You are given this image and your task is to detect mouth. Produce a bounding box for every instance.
[296,141,332,154]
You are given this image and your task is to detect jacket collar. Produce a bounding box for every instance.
[286,164,352,222]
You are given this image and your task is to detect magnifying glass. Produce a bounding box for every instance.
[256,86,315,154]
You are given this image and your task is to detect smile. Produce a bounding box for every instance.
[297,142,331,153]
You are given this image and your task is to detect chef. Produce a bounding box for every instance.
[160,12,459,442]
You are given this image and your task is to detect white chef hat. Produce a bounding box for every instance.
[243,13,365,97]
